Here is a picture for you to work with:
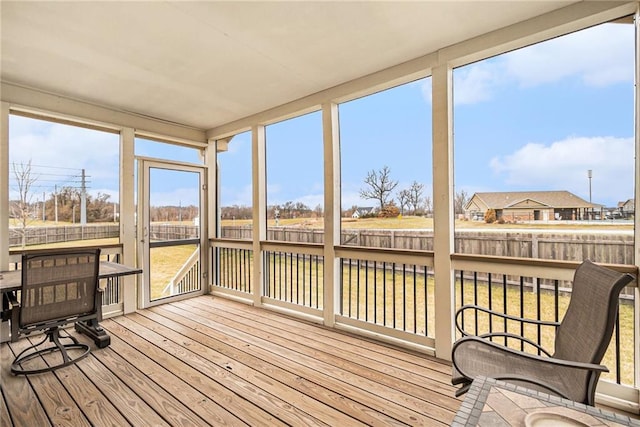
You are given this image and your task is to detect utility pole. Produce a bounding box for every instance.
[587,169,593,219]
[80,168,87,225]
[54,185,58,223]
[42,191,45,221]
[588,169,592,203]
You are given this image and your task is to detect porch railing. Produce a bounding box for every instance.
[211,240,254,296]
[262,242,324,311]
[209,239,639,409]
[161,246,200,297]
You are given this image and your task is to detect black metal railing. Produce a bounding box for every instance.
[340,258,433,337]
[455,269,636,386]
[263,251,323,309]
[216,247,253,294]
[101,251,122,306]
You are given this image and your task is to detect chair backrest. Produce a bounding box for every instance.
[19,248,101,331]
[553,260,634,364]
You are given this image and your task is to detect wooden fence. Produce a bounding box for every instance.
[220,226,634,265]
[9,224,119,247]
[11,224,633,267]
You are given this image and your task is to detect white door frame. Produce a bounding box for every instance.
[136,156,207,308]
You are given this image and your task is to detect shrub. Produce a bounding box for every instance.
[379,204,400,218]
[484,209,496,223]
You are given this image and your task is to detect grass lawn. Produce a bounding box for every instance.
[222,215,634,231]
[149,244,199,300]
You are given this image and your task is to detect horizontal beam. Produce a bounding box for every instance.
[1,82,207,144]
[207,1,635,140]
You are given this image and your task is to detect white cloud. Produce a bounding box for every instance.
[221,184,252,207]
[150,187,200,207]
[342,189,375,210]
[432,22,633,106]
[453,62,504,105]
[9,116,120,197]
[490,135,634,206]
[505,23,633,88]
[294,193,324,210]
[423,62,502,105]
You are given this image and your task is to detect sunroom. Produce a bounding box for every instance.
[1,1,639,425]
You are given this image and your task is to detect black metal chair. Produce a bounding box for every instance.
[451,260,634,405]
[9,248,102,375]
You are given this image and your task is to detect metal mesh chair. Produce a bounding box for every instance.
[10,248,102,375]
[451,260,634,405]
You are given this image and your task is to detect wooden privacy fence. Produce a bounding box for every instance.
[149,224,198,241]
[221,226,634,265]
[12,224,633,267]
[9,224,201,247]
[9,224,119,247]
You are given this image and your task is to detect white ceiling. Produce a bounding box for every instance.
[2,1,580,131]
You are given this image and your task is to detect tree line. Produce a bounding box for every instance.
[221,165,470,220]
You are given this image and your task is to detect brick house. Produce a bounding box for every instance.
[465,191,600,222]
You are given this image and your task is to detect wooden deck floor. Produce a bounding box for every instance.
[1,295,461,426]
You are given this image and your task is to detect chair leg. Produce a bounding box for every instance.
[11,327,90,375]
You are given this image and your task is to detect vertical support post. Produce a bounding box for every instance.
[0,102,9,270]
[0,102,8,342]
[633,5,640,400]
[206,142,217,292]
[432,63,455,361]
[252,125,266,307]
[120,127,136,314]
[322,102,341,327]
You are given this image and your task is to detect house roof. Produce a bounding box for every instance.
[467,191,597,210]
[618,199,635,207]
[1,1,589,135]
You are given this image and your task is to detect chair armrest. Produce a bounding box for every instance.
[476,332,553,357]
[455,304,560,337]
[452,335,609,403]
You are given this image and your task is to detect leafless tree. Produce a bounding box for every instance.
[398,189,410,215]
[359,166,398,211]
[408,181,425,214]
[10,160,39,248]
[454,189,469,215]
[423,195,432,215]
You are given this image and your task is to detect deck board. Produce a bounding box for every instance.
[2,295,460,426]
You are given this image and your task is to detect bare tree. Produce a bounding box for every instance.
[423,195,432,215]
[454,189,469,215]
[398,189,410,215]
[408,181,425,214]
[11,160,39,248]
[359,166,398,211]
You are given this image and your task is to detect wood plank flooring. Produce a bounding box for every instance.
[1,295,461,426]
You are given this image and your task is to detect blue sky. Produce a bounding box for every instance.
[220,21,634,210]
[9,21,635,210]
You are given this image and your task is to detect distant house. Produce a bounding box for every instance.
[464,191,600,222]
[351,206,376,219]
[617,199,635,219]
